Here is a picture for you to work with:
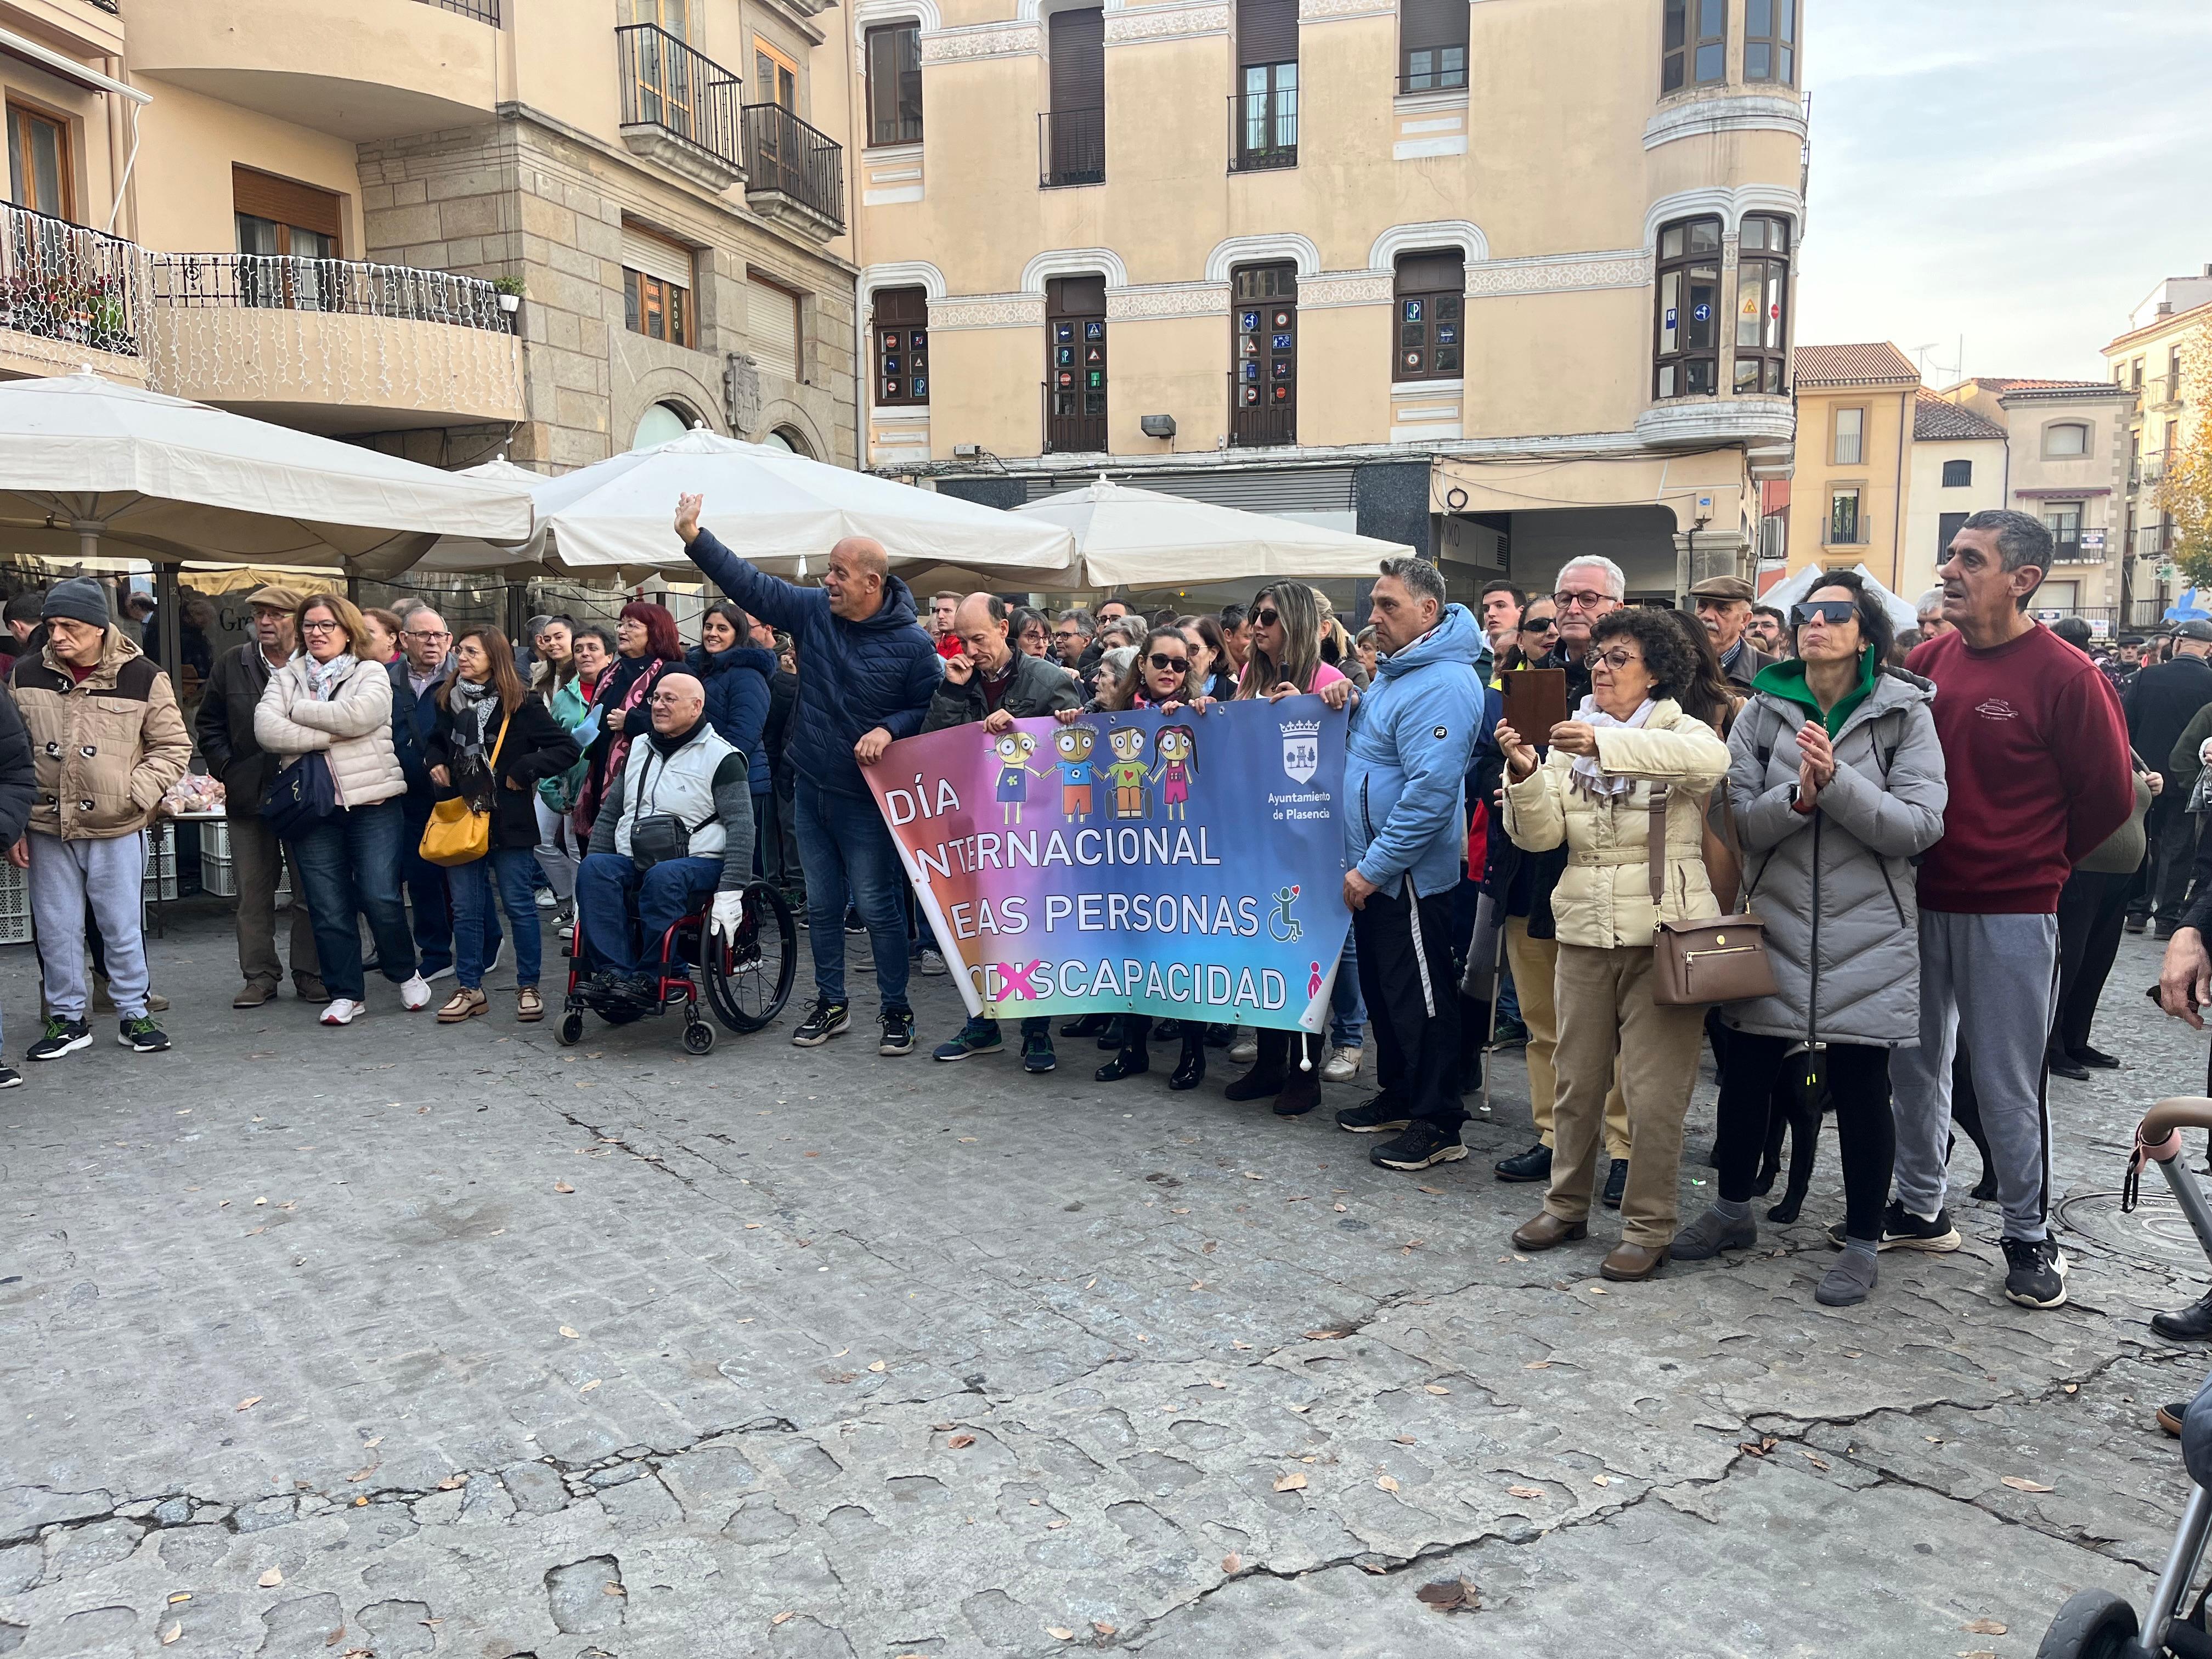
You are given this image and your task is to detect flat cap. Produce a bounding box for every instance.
[246,584,306,613]
[1687,575,1756,602]
[2174,619,2212,643]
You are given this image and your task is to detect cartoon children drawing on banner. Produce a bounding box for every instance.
[1052,723,1099,820]
[1152,724,1197,820]
[1102,726,1152,820]
[989,730,1050,825]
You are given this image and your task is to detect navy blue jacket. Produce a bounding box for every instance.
[687,641,776,793]
[388,657,447,805]
[680,528,941,798]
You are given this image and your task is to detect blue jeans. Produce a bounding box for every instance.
[1329,924,1366,1048]
[451,847,542,989]
[575,852,722,976]
[290,799,418,1001]
[402,796,498,977]
[794,780,910,1014]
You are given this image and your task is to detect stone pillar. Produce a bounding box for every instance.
[1674,528,1752,601]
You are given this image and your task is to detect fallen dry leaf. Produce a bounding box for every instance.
[744,1222,763,1229]
[2000,1476,2053,1493]
[1417,1184,1443,1194]
[1274,1471,1307,1492]
[1524,1360,1554,1370]
[258,1567,284,1587]
[236,1395,262,1412]
[1305,1329,1344,1340]
[2063,1383,2079,1395]
[346,1466,374,1483]
[1415,1578,1475,1611]
[579,1379,602,1393]
[554,1181,575,1194]
[1333,1203,1348,1212]
[868,1361,887,1373]
[1424,1384,1451,1396]
[947,1434,977,1449]
[558,1327,579,1339]
[168,1593,190,1605]
[1586,1285,1607,1295]
[1046,1628,1076,1641]
[1962,1620,2008,1637]
[603,1583,625,1598]
[1377,1475,1400,1493]
[1506,1483,1545,1499]
[1093,1622,1117,1637]
[1045,1519,1067,1530]
[364,1437,382,1449]
[161,1623,181,1645]
[1222,1552,1242,1573]
[771,1611,794,1626]
[1592,1474,1611,1487]
[1801,1451,1831,1472]
[437,1475,466,1490]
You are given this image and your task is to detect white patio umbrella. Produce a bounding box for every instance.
[420,430,1074,580]
[0,368,533,577]
[1013,477,1410,589]
[1764,561,1918,637]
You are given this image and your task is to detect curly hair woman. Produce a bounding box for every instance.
[1497,605,1731,1282]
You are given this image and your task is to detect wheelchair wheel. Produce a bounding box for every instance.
[556,1012,585,1046]
[682,1018,716,1055]
[2035,1589,2138,1659]
[703,881,797,1033]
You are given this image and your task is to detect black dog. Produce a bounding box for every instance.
[1754,1047,1999,1223]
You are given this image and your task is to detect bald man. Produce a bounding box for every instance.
[675,492,941,1056]
[574,669,757,1009]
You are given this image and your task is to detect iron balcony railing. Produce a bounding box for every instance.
[1227,81,1297,172]
[2049,531,2103,563]
[617,25,744,176]
[2140,522,2175,558]
[1039,108,1105,188]
[417,0,500,21]
[1396,60,1468,93]
[1226,371,1295,447]
[744,104,845,232]
[148,253,511,333]
[84,0,119,12]
[0,199,140,357]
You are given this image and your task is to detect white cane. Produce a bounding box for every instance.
[1480,916,1504,1118]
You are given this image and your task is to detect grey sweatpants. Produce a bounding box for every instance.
[29,830,150,1022]
[1889,910,2059,1242]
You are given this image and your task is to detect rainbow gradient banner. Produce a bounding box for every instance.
[867,696,1352,1032]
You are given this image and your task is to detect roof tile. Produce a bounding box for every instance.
[1912,391,2008,442]
[1794,342,1921,387]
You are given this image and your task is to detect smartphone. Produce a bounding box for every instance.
[1500,668,1570,745]
[2149,983,2199,1012]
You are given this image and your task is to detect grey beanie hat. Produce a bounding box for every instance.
[41,576,110,630]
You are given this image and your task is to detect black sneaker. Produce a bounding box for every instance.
[2001,1235,2068,1309]
[0,1065,20,1089]
[1825,1199,1961,1252]
[1022,1029,1057,1074]
[26,1017,91,1062]
[1371,1120,1468,1171]
[879,1008,916,1056]
[119,1015,171,1053]
[1494,1142,1552,1183]
[1335,1094,1412,1134]
[791,998,851,1048]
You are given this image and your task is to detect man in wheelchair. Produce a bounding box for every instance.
[574,672,754,1012]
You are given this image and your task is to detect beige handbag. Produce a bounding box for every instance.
[1645,783,1779,1007]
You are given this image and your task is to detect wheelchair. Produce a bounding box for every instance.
[555,878,797,1054]
[2038,1097,2212,1658]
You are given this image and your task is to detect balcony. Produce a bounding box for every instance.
[131,0,501,142]
[1228,78,1297,173]
[743,105,845,240]
[2140,523,2175,559]
[0,201,144,381]
[144,252,523,433]
[2050,531,2106,564]
[1039,109,1105,189]
[616,26,745,193]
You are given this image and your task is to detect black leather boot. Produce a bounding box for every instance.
[1224,1028,1290,1101]
[1273,1035,1322,1116]
[1169,1033,1206,1091]
[1096,1025,1150,1082]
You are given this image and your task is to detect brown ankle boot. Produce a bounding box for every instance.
[1511,1212,1587,1251]
[1599,1241,1669,1282]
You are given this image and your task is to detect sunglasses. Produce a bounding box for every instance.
[1790,599,1858,630]
[1251,608,1280,628]
[1148,653,1191,673]
[1522,616,1558,631]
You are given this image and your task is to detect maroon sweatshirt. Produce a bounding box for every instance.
[1905,623,2132,915]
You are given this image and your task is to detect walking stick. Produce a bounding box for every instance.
[1480,913,1505,1118]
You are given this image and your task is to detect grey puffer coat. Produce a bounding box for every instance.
[1719,669,1948,1046]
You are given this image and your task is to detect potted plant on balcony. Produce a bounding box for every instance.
[492,274,525,315]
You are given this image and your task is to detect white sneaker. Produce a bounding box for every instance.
[426,963,456,983]
[400,974,432,1012]
[1322,1045,1362,1083]
[559,924,574,944]
[536,889,558,910]
[486,941,503,975]
[1228,1036,1259,1064]
[320,998,365,1027]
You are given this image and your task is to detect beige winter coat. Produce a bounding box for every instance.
[1502,698,1732,950]
[255,656,405,810]
[13,624,191,840]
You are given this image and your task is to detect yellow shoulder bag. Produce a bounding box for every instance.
[417,713,511,867]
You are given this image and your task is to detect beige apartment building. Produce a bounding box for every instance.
[810,0,1806,602]
[0,0,859,473]
[2106,266,2211,616]
[1784,342,1917,590]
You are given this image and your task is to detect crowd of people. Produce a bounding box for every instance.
[0,501,2186,1325]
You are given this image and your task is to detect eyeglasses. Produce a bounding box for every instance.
[1583,648,1641,672]
[1790,599,1858,630]
[1553,590,1614,611]
[1251,608,1280,628]
[1148,653,1192,673]
[300,619,343,634]
[404,628,450,641]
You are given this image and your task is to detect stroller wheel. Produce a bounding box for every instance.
[556,1012,585,1046]
[2035,1589,2138,1659]
[682,1019,716,1055]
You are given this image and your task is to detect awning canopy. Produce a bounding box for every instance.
[1012,477,1409,588]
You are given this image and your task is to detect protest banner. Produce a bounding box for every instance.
[866,696,1352,1031]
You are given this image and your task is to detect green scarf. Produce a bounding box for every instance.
[1750,645,1878,736]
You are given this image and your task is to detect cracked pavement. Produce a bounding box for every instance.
[4,913,2210,1656]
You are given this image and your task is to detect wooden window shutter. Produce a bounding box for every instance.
[749,279,802,381]
[1048,8,1104,111]
[1238,0,1296,66]
[1046,273,1106,317]
[621,224,694,290]
[1400,0,1466,53]
[1394,249,1463,293]
[232,166,342,244]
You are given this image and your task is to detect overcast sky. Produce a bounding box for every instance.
[1797,2,2212,383]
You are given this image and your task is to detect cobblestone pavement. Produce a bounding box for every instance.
[5,911,2212,1657]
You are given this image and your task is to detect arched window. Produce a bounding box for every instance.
[1392,249,1464,382]
[1046,274,1107,453]
[1652,215,1721,398]
[631,401,695,450]
[764,426,811,455]
[2045,422,2089,459]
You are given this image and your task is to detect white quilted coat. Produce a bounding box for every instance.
[254,656,406,810]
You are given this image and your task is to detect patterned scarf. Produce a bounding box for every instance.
[302,651,357,702]
[447,676,501,762]
[1567,694,1654,801]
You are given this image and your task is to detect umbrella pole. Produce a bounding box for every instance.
[156,561,182,704]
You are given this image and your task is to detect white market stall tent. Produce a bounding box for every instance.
[1012,477,1412,589]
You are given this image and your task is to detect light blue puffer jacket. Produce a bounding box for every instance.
[1344,602,1486,899]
